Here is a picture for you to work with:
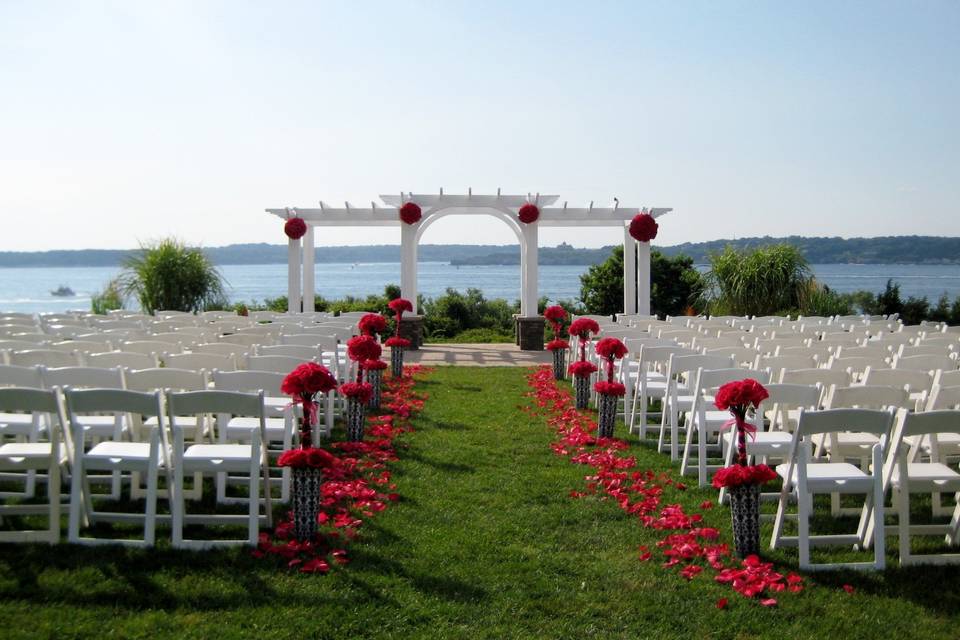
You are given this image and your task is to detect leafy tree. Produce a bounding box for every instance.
[579,246,703,317]
[120,239,227,314]
[699,244,811,316]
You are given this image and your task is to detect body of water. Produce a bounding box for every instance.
[2,262,960,314]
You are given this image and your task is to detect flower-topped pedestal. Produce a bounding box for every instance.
[567,318,601,410]
[712,378,775,558]
[386,298,414,375]
[341,335,380,442]
[544,305,569,381]
[593,337,628,438]
[279,362,338,542]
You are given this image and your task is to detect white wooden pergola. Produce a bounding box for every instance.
[266,191,671,318]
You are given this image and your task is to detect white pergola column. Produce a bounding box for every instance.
[287,236,302,314]
[400,222,418,314]
[521,222,539,316]
[638,240,651,316]
[623,226,637,315]
[302,226,315,313]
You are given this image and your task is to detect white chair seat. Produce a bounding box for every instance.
[0,442,66,466]
[0,412,39,436]
[776,461,873,492]
[85,441,161,466]
[890,462,960,487]
[182,444,254,471]
[225,417,287,442]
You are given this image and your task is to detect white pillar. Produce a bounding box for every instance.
[623,226,637,315]
[521,223,539,316]
[302,226,315,314]
[400,223,418,314]
[287,237,301,314]
[638,241,651,316]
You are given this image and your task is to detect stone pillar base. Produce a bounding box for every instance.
[399,315,424,350]
[516,316,546,351]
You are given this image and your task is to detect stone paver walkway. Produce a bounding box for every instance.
[404,343,552,367]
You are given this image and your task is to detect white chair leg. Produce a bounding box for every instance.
[172,465,185,548]
[872,444,886,569]
[248,442,261,546]
[144,459,159,547]
[68,452,84,543]
[47,459,61,544]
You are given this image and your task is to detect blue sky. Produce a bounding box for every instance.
[1,1,957,251]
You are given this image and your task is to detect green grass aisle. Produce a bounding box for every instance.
[0,367,958,638]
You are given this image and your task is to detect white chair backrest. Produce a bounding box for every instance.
[85,351,158,370]
[162,352,236,372]
[166,389,265,442]
[933,369,960,388]
[755,354,817,374]
[0,387,66,450]
[65,388,167,451]
[9,349,80,368]
[193,342,246,357]
[667,354,737,382]
[8,332,52,344]
[780,367,852,389]
[695,367,770,396]
[704,346,758,367]
[755,383,822,431]
[0,339,50,353]
[126,367,208,392]
[212,369,285,396]
[826,384,912,410]
[862,367,933,395]
[925,384,960,411]
[893,353,958,374]
[121,340,183,356]
[828,356,889,375]
[244,354,312,373]
[48,340,114,354]
[280,333,336,347]
[256,344,322,360]
[0,364,43,388]
[42,366,124,390]
[217,333,265,348]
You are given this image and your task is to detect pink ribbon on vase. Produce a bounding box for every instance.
[720,408,756,466]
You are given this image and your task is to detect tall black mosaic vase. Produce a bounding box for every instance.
[552,349,567,381]
[366,369,382,410]
[292,466,322,542]
[346,398,366,442]
[391,346,404,378]
[728,483,762,558]
[574,376,591,410]
[597,393,618,438]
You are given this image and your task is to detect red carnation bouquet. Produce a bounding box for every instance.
[629,212,658,242]
[544,305,569,351]
[593,337,628,396]
[340,335,379,402]
[712,378,774,489]
[358,313,389,338]
[567,317,601,377]
[281,362,338,449]
[277,446,339,469]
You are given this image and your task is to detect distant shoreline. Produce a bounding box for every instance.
[1,236,959,268]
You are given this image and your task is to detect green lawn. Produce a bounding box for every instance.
[1,367,959,639]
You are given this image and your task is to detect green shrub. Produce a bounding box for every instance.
[120,239,227,314]
[90,278,125,315]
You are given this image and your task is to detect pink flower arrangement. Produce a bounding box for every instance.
[358,313,388,338]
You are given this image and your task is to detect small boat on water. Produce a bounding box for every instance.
[50,285,75,297]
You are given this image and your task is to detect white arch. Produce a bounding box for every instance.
[401,205,537,316]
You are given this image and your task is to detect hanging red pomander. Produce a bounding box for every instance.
[629,212,658,242]
[518,203,539,224]
[399,202,422,225]
[284,217,307,240]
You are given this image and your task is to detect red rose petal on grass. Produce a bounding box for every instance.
[760,598,778,607]
[716,598,728,609]
[699,500,714,510]
[843,584,855,594]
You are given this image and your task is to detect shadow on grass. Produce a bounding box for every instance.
[402,449,476,475]
[352,550,489,604]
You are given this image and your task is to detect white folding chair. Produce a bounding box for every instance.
[66,388,169,547]
[0,387,68,544]
[163,352,237,372]
[167,389,271,549]
[770,408,893,571]
[212,369,297,503]
[659,353,734,460]
[879,409,960,565]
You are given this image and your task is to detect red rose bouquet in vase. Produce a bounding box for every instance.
[385,298,413,378]
[279,363,338,541]
[593,337,628,438]
[358,313,389,409]
[544,305,570,381]
[341,335,380,441]
[712,378,775,557]
[567,318,600,409]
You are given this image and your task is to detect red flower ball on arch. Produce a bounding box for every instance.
[399,202,422,225]
[629,212,658,242]
[284,217,307,240]
[518,203,539,224]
